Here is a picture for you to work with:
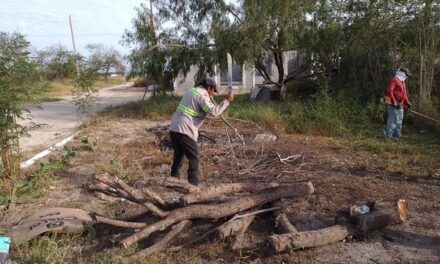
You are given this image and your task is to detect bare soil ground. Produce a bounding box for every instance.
[2,116,440,263]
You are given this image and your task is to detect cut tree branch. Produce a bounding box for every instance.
[128,220,191,260]
[95,173,168,217]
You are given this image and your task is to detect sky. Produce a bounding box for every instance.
[0,0,146,56]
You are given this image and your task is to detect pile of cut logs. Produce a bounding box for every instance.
[90,173,408,260]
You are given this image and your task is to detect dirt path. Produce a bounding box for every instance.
[19,84,147,155]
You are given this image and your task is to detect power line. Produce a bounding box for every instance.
[0,11,66,24]
[26,33,124,38]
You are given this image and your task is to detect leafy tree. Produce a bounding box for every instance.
[0,32,39,178]
[43,44,78,80]
[123,3,169,94]
[401,0,439,111]
[124,0,314,100]
[85,44,125,77]
[73,58,99,115]
[125,0,439,107]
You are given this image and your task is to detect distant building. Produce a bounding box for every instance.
[172,51,303,90]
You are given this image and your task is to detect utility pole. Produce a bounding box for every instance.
[150,0,159,95]
[69,15,77,53]
[69,15,80,74]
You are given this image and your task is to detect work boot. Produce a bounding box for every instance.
[188,177,199,186]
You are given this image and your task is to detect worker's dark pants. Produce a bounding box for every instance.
[170,131,199,185]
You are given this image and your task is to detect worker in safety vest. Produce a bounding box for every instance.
[169,78,234,185]
[384,67,412,140]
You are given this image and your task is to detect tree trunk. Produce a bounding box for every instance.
[371,199,408,223]
[351,211,405,240]
[181,182,280,205]
[269,225,351,252]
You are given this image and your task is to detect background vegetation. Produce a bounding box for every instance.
[125,0,439,115]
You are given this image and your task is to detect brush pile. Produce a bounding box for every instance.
[90,173,408,260]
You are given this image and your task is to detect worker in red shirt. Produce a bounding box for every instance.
[384,67,412,140]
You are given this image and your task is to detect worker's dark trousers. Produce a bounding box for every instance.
[170,131,199,185]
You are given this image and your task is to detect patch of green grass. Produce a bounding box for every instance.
[326,127,440,178]
[13,234,84,264]
[0,148,75,206]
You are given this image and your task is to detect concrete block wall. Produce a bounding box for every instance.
[173,51,301,90]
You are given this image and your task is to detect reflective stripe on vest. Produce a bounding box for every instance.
[177,103,198,117]
[202,101,214,112]
[190,88,203,97]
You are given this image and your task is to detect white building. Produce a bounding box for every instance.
[172,51,303,90]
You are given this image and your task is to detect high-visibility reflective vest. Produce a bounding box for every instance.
[170,87,229,142]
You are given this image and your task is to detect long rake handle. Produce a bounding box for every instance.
[409,109,440,124]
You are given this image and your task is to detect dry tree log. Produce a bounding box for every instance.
[127,220,191,260]
[168,207,279,252]
[121,182,315,248]
[349,199,408,239]
[351,211,404,239]
[181,182,280,205]
[143,176,200,193]
[216,207,279,240]
[270,199,409,252]
[275,213,298,234]
[218,215,256,240]
[272,201,298,234]
[230,215,255,251]
[371,199,408,222]
[269,225,351,252]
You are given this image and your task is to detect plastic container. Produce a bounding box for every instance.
[0,236,11,260]
[350,204,370,216]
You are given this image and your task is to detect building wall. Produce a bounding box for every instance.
[173,51,300,89]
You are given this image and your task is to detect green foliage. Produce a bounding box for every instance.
[85,44,125,77]
[0,31,40,178]
[123,0,439,109]
[80,136,99,150]
[38,148,75,176]
[0,147,75,205]
[36,45,79,81]
[124,0,315,94]
[104,91,385,138]
[73,60,99,114]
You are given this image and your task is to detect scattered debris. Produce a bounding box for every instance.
[253,133,277,143]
